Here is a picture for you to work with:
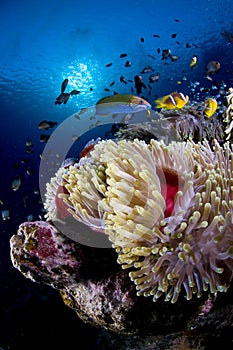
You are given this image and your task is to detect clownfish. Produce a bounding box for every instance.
[203,98,218,118]
[155,92,189,109]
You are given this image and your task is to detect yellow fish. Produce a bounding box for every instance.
[190,56,197,68]
[203,98,218,118]
[155,92,189,109]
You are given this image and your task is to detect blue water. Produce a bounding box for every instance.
[0,0,233,348]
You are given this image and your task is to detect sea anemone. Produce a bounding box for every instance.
[44,138,233,303]
[44,166,71,222]
[224,87,233,140]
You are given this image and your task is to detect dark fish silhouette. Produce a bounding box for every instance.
[105,62,112,67]
[40,134,50,143]
[162,49,171,60]
[141,66,154,74]
[140,37,144,42]
[149,73,160,83]
[12,176,21,191]
[61,78,68,93]
[55,79,80,105]
[134,75,147,95]
[38,120,58,130]
[120,53,127,58]
[120,76,127,84]
[125,60,132,67]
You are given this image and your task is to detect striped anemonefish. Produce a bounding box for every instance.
[203,97,218,118]
[155,92,189,109]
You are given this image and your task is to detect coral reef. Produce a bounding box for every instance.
[116,105,225,145]
[224,87,233,140]
[9,98,233,342]
[42,137,233,304]
[10,220,200,334]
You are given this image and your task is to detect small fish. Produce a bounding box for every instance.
[205,61,221,76]
[26,139,33,147]
[120,53,127,58]
[105,62,112,67]
[140,37,145,42]
[171,33,177,38]
[61,78,69,93]
[162,49,171,60]
[109,81,115,86]
[26,166,34,176]
[157,48,161,54]
[120,76,127,84]
[55,92,70,105]
[104,88,110,92]
[79,107,89,115]
[72,134,80,141]
[149,73,160,83]
[155,92,189,109]
[21,158,30,164]
[125,60,132,67]
[54,90,79,105]
[12,176,21,191]
[38,120,58,130]
[190,56,197,68]
[170,55,179,61]
[134,75,147,95]
[26,214,34,221]
[104,123,123,137]
[141,66,154,74]
[95,94,151,116]
[1,209,10,220]
[70,90,80,95]
[186,43,191,48]
[153,34,160,38]
[174,19,180,22]
[26,146,33,154]
[40,134,50,143]
[203,98,218,118]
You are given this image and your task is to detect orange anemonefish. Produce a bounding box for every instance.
[203,98,218,118]
[155,92,189,109]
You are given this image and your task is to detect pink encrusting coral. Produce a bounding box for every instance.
[43,138,233,303]
[10,221,82,286]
